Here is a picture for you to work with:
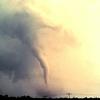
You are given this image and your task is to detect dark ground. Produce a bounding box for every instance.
[0,95,100,100]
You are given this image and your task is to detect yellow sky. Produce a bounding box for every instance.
[22,0,100,96]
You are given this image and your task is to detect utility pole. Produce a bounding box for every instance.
[66,92,72,98]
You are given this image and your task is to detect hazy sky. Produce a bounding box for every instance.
[0,0,100,97]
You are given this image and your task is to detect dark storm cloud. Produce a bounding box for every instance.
[0,10,47,84]
[0,34,30,80]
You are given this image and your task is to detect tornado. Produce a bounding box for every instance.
[31,48,48,85]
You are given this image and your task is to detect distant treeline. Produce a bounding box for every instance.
[0,94,100,100]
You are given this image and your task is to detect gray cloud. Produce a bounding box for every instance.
[0,6,48,96]
[0,10,47,80]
